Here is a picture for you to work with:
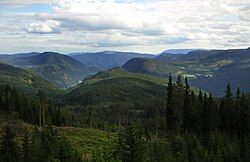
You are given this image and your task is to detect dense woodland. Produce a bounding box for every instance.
[0,74,250,162]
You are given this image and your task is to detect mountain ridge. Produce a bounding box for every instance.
[69,51,155,70]
[2,52,99,88]
[124,47,250,95]
[0,62,60,96]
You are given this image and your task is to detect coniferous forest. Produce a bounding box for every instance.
[1,0,250,161]
[0,73,250,162]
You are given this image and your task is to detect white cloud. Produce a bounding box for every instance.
[239,6,250,21]
[0,0,250,53]
[0,0,51,7]
[26,20,60,34]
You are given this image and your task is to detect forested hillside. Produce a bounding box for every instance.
[124,48,250,95]
[0,48,250,162]
[70,51,154,70]
[1,0,250,161]
[0,52,98,88]
[0,63,60,97]
[1,71,249,161]
[64,68,168,106]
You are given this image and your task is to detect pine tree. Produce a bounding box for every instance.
[200,93,210,138]
[182,77,192,134]
[235,87,241,137]
[166,73,175,134]
[198,89,203,104]
[220,83,234,134]
[225,83,233,100]
[239,93,249,142]
[208,93,218,132]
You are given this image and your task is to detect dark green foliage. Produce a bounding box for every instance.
[0,122,20,162]
[0,62,60,97]
[182,77,193,134]
[60,75,250,161]
[65,77,166,106]
[0,85,38,124]
[220,83,236,135]
[0,85,63,126]
[123,58,185,79]
[20,126,82,162]
[22,129,30,162]
[0,66,250,162]
[39,126,57,161]
[166,73,175,134]
[117,125,146,162]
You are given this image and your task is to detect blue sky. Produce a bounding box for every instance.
[0,4,52,13]
[0,0,249,54]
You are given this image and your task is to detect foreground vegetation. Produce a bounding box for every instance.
[0,72,250,161]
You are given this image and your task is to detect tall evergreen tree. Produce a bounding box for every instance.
[200,93,210,138]
[234,87,241,137]
[182,77,192,134]
[239,93,249,142]
[166,73,175,134]
[198,90,203,104]
[220,83,234,134]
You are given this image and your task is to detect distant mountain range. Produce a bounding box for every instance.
[0,48,249,95]
[123,47,250,95]
[69,51,154,70]
[0,51,154,88]
[160,49,206,55]
[0,52,40,63]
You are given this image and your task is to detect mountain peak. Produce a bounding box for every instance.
[101,50,118,54]
[41,52,62,56]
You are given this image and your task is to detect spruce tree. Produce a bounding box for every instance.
[182,77,192,134]
[166,73,175,134]
[239,93,249,142]
[220,83,234,134]
[235,87,241,137]
[198,89,203,104]
[200,93,210,138]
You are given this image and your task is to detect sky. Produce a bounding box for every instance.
[0,0,249,54]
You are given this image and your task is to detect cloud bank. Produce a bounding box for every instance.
[0,0,249,53]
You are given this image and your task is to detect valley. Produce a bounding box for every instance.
[0,48,250,162]
[1,1,249,161]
